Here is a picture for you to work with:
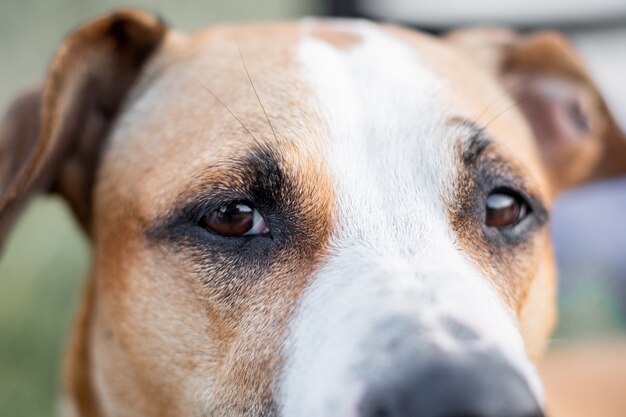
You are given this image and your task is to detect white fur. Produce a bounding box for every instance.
[279,21,543,416]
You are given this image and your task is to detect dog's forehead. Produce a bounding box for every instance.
[102,21,548,221]
[297,21,457,246]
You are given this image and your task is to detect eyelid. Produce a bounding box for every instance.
[187,192,256,224]
[491,187,532,208]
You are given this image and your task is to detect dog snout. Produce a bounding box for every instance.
[357,351,543,417]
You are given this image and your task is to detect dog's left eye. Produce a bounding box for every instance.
[485,189,530,229]
[202,202,269,237]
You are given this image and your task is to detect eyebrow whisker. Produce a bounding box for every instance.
[483,92,553,130]
[473,78,530,124]
[191,75,264,148]
[237,43,280,144]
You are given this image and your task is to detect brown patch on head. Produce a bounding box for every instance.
[76,22,335,416]
[310,22,362,50]
[439,27,626,361]
[447,28,626,191]
[140,143,333,412]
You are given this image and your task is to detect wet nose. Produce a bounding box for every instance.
[358,351,543,417]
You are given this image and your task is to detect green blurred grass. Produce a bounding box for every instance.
[0,198,88,417]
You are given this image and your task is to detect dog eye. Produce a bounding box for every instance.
[202,202,269,237]
[485,190,529,229]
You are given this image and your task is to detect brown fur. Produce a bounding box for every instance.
[311,23,362,50]
[69,21,335,416]
[541,342,626,417]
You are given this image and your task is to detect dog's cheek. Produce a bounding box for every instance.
[518,235,558,362]
[208,282,313,404]
[88,246,222,416]
[90,220,333,414]
[449,181,556,363]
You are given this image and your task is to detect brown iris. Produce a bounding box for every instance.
[485,191,528,229]
[203,202,260,236]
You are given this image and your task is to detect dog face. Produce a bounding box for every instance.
[1,10,625,417]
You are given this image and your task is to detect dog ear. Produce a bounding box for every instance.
[448,29,626,191]
[0,9,166,249]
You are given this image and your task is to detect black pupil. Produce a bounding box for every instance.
[485,192,523,228]
[205,203,254,236]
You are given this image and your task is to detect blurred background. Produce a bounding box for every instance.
[0,1,624,416]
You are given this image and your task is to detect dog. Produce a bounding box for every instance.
[1,8,625,417]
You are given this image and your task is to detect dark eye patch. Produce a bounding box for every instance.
[452,120,549,250]
[146,143,331,273]
[474,158,548,247]
[148,145,296,257]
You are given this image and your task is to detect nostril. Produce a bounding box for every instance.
[358,395,398,417]
[369,407,391,417]
[358,400,392,417]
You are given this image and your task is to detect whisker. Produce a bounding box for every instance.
[474,78,530,124]
[237,42,279,144]
[482,92,553,129]
[191,75,263,147]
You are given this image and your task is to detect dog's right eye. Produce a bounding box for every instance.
[484,189,530,229]
[202,202,269,237]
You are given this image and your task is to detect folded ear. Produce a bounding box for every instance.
[448,29,626,191]
[0,9,166,249]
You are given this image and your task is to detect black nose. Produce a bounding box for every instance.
[358,351,543,417]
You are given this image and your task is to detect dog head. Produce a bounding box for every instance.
[1,10,625,417]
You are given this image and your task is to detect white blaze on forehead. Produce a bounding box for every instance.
[297,19,450,245]
[280,21,543,416]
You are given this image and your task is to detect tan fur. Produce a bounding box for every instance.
[310,23,362,50]
[78,24,335,416]
[541,342,626,417]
